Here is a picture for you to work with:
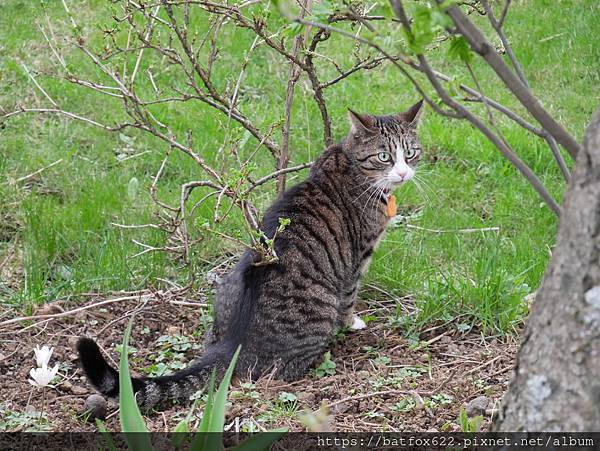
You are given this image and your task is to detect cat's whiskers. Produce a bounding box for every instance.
[361,179,389,220]
[352,176,382,205]
[359,179,385,219]
[412,173,437,201]
[410,177,431,204]
[371,184,388,218]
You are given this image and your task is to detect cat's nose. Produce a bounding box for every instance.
[395,168,408,179]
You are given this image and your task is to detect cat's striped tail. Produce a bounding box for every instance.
[76,337,234,411]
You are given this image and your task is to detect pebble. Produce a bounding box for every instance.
[82,394,107,421]
[67,336,79,349]
[331,401,350,414]
[297,392,316,404]
[166,325,180,336]
[72,385,89,396]
[465,395,489,417]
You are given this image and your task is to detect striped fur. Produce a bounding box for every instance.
[77,101,424,411]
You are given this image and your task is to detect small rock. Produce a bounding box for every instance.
[82,394,107,421]
[33,302,64,316]
[166,325,180,336]
[72,385,89,396]
[465,395,489,417]
[439,335,452,345]
[331,401,350,414]
[447,344,461,354]
[297,392,316,404]
[67,336,79,349]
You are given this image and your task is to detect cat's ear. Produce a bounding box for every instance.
[397,99,424,128]
[348,109,377,135]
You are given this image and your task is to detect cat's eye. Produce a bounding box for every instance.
[378,152,391,163]
[405,148,416,160]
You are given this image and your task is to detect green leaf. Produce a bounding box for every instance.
[431,8,452,29]
[190,374,216,450]
[447,36,473,63]
[283,21,304,38]
[190,345,241,451]
[439,0,461,11]
[278,392,297,403]
[239,130,252,149]
[232,429,288,451]
[205,346,241,451]
[119,318,153,450]
[400,5,435,55]
[127,177,139,201]
[96,419,118,451]
[313,0,333,20]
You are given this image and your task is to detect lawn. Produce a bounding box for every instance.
[0,0,598,433]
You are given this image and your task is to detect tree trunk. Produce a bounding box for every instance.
[493,107,600,431]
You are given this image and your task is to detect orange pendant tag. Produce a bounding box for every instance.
[386,194,397,218]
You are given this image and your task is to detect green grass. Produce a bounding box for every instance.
[0,0,598,333]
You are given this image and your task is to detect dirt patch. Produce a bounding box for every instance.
[0,290,518,432]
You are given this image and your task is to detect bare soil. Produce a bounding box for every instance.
[0,290,518,432]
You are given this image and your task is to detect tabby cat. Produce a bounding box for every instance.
[77,100,424,410]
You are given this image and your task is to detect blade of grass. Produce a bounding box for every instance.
[191,345,241,451]
[96,419,118,451]
[189,372,216,451]
[171,399,199,449]
[208,345,241,431]
[119,317,154,450]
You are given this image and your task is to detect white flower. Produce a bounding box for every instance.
[33,345,54,368]
[28,364,59,388]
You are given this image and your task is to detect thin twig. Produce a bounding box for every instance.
[15,158,64,183]
[405,224,500,234]
[278,0,312,194]
[0,293,155,327]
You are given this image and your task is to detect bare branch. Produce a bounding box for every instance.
[1,107,130,131]
[278,0,312,194]
[481,0,528,88]
[21,63,58,107]
[391,0,561,216]
[305,28,333,146]
[244,162,313,195]
[320,56,387,90]
[441,1,580,158]
[297,18,462,120]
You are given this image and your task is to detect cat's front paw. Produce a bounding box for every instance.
[350,315,367,330]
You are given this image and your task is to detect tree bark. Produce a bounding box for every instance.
[493,107,600,431]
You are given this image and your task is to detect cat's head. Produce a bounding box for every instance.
[346,100,424,189]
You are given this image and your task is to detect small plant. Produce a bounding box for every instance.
[231,381,260,401]
[423,393,454,411]
[314,351,336,378]
[458,407,484,432]
[0,404,51,432]
[143,334,200,377]
[373,355,391,367]
[391,397,416,413]
[278,392,298,404]
[333,325,350,341]
[431,393,453,405]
